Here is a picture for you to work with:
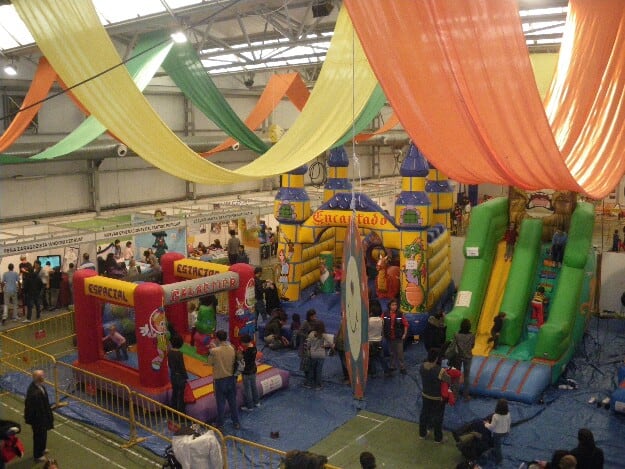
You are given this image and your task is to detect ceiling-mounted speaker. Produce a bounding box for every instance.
[312,1,333,18]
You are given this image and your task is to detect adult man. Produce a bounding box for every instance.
[23,265,43,322]
[382,299,409,374]
[78,253,96,271]
[419,349,449,443]
[206,330,240,429]
[2,263,20,323]
[24,370,54,462]
[226,229,241,265]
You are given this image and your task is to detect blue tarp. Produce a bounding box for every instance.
[3,293,625,468]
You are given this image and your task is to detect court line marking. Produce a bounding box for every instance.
[328,414,390,459]
[0,399,161,467]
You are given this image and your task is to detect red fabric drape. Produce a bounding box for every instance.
[0,57,56,152]
[345,0,625,198]
[201,73,311,156]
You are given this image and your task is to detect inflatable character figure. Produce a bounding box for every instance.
[193,296,217,355]
[376,252,400,300]
[138,307,169,370]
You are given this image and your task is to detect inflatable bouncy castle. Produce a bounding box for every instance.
[273,145,455,327]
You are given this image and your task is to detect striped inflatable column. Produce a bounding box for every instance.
[324,147,352,267]
[426,163,454,229]
[274,165,311,301]
[395,144,432,313]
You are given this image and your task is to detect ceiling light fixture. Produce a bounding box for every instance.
[170,31,188,44]
[3,62,17,76]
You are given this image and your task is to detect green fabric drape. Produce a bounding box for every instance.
[161,41,270,154]
[332,84,387,148]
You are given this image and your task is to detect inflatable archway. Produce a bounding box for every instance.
[72,254,254,400]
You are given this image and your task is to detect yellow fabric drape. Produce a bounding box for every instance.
[345,0,625,198]
[13,0,377,185]
[0,57,56,152]
[201,73,311,157]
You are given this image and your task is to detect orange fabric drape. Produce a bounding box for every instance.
[544,0,625,193]
[345,0,625,198]
[353,113,400,143]
[201,73,311,156]
[0,57,56,152]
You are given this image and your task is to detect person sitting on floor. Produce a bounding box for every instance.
[263,311,289,350]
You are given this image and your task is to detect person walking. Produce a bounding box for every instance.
[206,330,240,429]
[2,263,20,324]
[227,229,241,265]
[455,318,476,400]
[24,370,54,463]
[168,335,188,415]
[484,398,511,465]
[382,299,409,374]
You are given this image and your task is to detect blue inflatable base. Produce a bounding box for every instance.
[466,356,552,404]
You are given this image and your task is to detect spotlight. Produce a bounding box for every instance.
[170,31,188,43]
[3,63,17,76]
[312,1,334,18]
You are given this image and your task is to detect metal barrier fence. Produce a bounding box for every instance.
[2,311,75,358]
[1,323,343,468]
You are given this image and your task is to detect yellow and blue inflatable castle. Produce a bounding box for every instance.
[272,144,455,335]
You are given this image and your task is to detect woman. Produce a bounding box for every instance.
[304,321,333,389]
[484,398,511,464]
[167,335,188,415]
[454,318,475,400]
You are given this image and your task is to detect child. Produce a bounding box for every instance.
[103,325,128,360]
[531,286,548,327]
[441,364,462,406]
[239,334,260,411]
[290,313,302,349]
[612,229,621,252]
[488,312,506,348]
[484,398,511,465]
[504,222,518,261]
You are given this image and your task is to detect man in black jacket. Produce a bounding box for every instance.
[419,349,450,443]
[24,370,54,462]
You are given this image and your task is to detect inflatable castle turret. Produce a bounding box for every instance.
[426,163,454,229]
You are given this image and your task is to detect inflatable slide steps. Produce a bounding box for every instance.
[467,355,552,404]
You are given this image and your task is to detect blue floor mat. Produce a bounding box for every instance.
[3,292,625,468]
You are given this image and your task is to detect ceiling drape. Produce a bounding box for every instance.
[27,34,173,161]
[0,57,56,152]
[345,0,625,198]
[201,73,311,156]
[13,0,378,184]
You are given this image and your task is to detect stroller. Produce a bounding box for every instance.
[0,420,24,465]
[452,418,493,465]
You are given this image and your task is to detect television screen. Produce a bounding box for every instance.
[37,255,62,270]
